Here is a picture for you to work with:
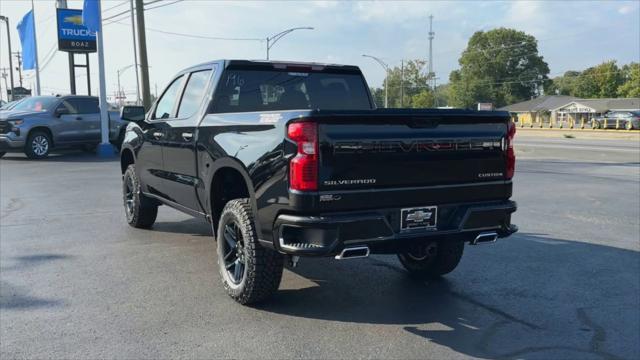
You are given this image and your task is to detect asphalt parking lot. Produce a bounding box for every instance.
[1,136,639,359]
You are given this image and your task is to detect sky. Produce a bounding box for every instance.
[0,0,639,102]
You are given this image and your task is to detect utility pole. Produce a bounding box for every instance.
[428,14,435,90]
[129,0,141,105]
[135,0,151,108]
[0,16,15,100]
[13,52,23,87]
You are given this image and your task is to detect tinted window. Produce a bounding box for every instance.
[56,100,78,114]
[211,70,372,113]
[153,76,184,119]
[177,70,212,118]
[66,98,99,114]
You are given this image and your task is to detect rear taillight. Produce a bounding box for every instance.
[288,121,318,191]
[506,121,516,179]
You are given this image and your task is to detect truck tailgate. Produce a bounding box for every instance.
[318,112,511,191]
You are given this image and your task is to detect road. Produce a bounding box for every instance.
[1,136,638,359]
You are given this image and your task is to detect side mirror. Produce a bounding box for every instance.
[55,107,70,117]
[120,105,146,122]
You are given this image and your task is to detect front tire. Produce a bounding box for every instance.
[0,151,6,158]
[122,164,158,228]
[216,199,284,305]
[397,239,464,279]
[25,131,51,159]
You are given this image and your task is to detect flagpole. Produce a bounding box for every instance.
[30,0,41,95]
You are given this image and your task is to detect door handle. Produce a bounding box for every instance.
[152,132,164,140]
[75,116,83,120]
[182,132,193,141]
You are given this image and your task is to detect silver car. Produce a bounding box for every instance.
[0,95,126,159]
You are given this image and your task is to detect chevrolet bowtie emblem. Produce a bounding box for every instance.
[406,211,432,222]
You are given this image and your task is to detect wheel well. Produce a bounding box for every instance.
[210,167,250,229]
[28,127,54,146]
[120,149,134,174]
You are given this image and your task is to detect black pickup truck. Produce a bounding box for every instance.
[119,60,517,304]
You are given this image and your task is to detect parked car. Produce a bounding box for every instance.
[0,95,126,159]
[592,111,640,130]
[119,60,518,304]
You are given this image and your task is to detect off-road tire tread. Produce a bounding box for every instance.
[217,199,283,305]
[123,164,158,229]
[398,240,464,279]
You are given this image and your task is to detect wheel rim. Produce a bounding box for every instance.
[406,242,438,261]
[32,135,49,156]
[124,174,135,217]
[221,221,246,285]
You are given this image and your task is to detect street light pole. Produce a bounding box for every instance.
[0,16,15,101]
[117,64,135,106]
[362,54,389,108]
[266,27,314,60]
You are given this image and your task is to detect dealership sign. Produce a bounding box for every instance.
[56,8,96,53]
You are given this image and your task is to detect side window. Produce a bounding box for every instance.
[177,70,212,118]
[153,76,184,120]
[56,100,79,114]
[67,98,99,114]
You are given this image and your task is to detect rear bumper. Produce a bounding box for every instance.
[272,200,517,256]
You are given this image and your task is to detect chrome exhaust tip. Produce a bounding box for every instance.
[335,246,370,260]
[471,232,498,245]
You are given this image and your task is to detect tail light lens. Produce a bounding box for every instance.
[288,121,318,191]
[506,121,516,179]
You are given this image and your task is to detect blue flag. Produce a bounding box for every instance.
[82,0,101,33]
[16,10,37,70]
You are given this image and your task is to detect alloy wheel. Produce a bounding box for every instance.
[222,221,246,284]
[32,135,49,156]
[124,174,135,217]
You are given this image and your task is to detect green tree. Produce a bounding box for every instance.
[383,59,432,108]
[548,71,580,95]
[573,61,622,98]
[411,89,435,108]
[447,28,550,108]
[617,62,640,98]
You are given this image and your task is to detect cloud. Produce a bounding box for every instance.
[618,4,637,15]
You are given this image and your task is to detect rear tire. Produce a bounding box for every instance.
[397,239,464,279]
[25,130,51,159]
[0,152,6,158]
[122,164,158,228]
[216,199,284,305]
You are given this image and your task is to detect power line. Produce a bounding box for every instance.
[103,0,183,22]
[110,20,263,41]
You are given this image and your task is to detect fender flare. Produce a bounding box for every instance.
[204,156,261,235]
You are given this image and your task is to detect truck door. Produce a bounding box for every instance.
[137,75,185,198]
[70,97,101,143]
[159,68,214,212]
